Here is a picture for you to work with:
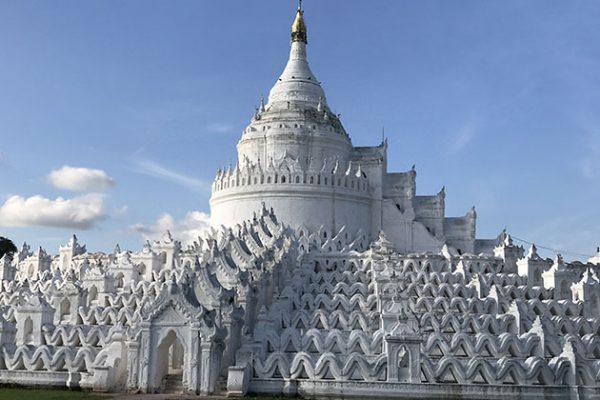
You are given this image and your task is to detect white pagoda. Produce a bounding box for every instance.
[0,4,598,400]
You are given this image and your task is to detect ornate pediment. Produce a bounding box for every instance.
[153,304,186,325]
[141,278,205,324]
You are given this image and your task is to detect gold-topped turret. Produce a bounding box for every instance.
[291,0,307,43]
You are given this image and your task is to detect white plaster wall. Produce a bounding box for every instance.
[359,160,385,235]
[444,217,475,254]
[211,185,371,236]
[381,201,443,253]
[238,129,352,168]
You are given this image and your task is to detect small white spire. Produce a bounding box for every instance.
[527,244,540,260]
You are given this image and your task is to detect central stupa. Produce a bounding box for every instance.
[211,3,483,255]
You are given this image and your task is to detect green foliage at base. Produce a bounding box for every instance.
[0,388,102,400]
[0,237,17,259]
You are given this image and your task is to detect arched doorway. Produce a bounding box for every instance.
[59,298,71,324]
[23,317,34,345]
[130,286,222,395]
[139,263,147,278]
[116,273,125,290]
[88,285,98,306]
[155,330,185,393]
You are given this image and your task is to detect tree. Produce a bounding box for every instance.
[0,236,17,259]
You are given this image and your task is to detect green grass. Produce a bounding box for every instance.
[0,388,102,400]
[0,388,295,400]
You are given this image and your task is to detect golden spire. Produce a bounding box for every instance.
[291,0,307,43]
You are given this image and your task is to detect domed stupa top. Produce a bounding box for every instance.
[267,1,328,110]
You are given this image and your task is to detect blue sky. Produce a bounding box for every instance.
[0,0,598,260]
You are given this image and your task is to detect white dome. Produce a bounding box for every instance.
[268,42,326,109]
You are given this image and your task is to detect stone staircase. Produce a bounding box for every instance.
[163,373,183,394]
[214,379,228,396]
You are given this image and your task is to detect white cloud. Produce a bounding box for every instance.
[48,166,115,192]
[131,211,211,245]
[133,158,209,192]
[0,194,107,229]
[206,122,234,133]
[113,205,129,216]
[449,118,479,154]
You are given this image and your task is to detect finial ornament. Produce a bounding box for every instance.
[291,1,307,43]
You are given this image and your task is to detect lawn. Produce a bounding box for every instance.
[0,388,102,400]
[0,388,294,399]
